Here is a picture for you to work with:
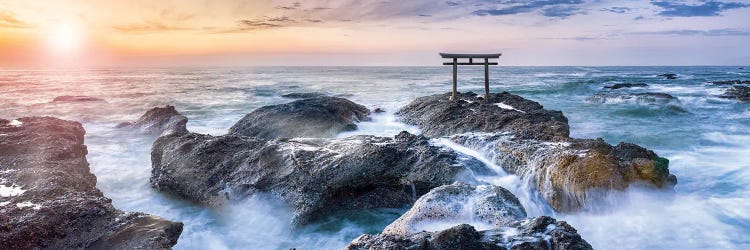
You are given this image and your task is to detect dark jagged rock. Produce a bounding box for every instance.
[451,134,677,212]
[0,117,182,249]
[347,218,591,250]
[116,105,188,136]
[397,92,676,213]
[396,92,570,141]
[587,92,680,105]
[51,95,106,103]
[719,85,750,103]
[381,183,526,236]
[280,92,327,99]
[603,83,648,89]
[151,109,482,224]
[658,73,677,79]
[373,108,385,113]
[711,80,750,85]
[229,97,371,139]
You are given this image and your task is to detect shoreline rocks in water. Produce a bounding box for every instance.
[398,92,677,212]
[0,117,182,249]
[115,105,188,136]
[280,92,327,99]
[587,92,679,105]
[150,104,485,224]
[603,83,648,89]
[229,97,371,139]
[346,183,592,250]
[51,95,107,103]
[396,92,569,141]
[711,80,750,85]
[719,85,750,103]
[658,73,677,79]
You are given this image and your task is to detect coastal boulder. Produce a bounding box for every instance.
[451,133,677,212]
[719,85,750,103]
[396,92,569,141]
[381,183,526,236]
[229,96,371,139]
[347,217,591,250]
[116,105,188,136]
[151,109,482,224]
[658,73,677,79]
[711,80,750,85]
[0,117,182,249]
[280,92,327,99]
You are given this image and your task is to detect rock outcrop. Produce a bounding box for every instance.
[116,105,188,136]
[346,184,592,250]
[587,92,679,105]
[229,97,371,139]
[381,183,526,236]
[51,95,106,103]
[603,83,648,89]
[151,105,484,224]
[719,85,750,103]
[396,92,569,141]
[280,92,327,99]
[0,117,182,249]
[397,92,677,212]
[658,73,677,79]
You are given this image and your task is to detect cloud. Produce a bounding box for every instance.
[0,10,30,28]
[628,28,750,36]
[651,1,750,17]
[276,2,301,10]
[113,21,191,33]
[601,6,631,14]
[472,0,585,18]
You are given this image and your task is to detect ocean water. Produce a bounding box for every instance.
[1,66,749,249]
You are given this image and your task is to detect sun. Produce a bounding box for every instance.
[46,23,83,55]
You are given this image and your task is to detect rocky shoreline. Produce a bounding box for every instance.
[0,117,182,249]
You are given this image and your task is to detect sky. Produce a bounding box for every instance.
[1,0,749,67]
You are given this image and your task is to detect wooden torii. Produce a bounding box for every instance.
[440,53,502,100]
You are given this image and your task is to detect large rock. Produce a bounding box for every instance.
[0,117,182,249]
[658,73,677,79]
[381,183,526,236]
[397,92,677,212]
[229,97,371,139]
[396,92,569,141]
[151,109,483,224]
[116,105,188,136]
[711,80,750,85]
[719,85,750,103]
[347,217,591,250]
[586,92,680,105]
[450,133,677,212]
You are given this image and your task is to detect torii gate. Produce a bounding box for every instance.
[440,53,502,100]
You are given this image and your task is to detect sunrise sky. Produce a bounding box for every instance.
[1,0,749,67]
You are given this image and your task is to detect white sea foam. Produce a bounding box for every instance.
[9,119,22,127]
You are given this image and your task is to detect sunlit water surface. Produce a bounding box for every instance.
[1,66,749,249]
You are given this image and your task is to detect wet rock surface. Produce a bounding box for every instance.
[0,117,182,249]
[719,85,750,103]
[347,217,592,250]
[151,107,482,224]
[451,133,677,212]
[603,83,648,89]
[116,105,188,136]
[280,92,327,99]
[396,92,570,141]
[658,73,677,79]
[229,96,371,139]
[587,92,679,105]
[51,95,106,103]
[381,183,526,236]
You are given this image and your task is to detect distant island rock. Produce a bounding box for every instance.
[0,117,182,249]
[658,73,677,79]
[52,95,106,103]
[603,83,648,89]
[587,92,680,105]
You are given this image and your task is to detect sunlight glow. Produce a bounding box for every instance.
[46,23,82,55]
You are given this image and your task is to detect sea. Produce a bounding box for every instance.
[1,66,749,249]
